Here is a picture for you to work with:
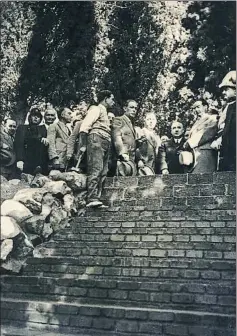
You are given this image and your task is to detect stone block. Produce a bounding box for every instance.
[164,324,188,335]
[129,291,149,302]
[168,250,185,257]
[133,249,148,256]
[195,294,217,305]
[149,311,174,321]
[125,310,148,320]
[218,295,236,306]
[70,316,92,327]
[139,322,162,333]
[1,216,20,240]
[172,293,194,303]
[108,289,128,300]
[104,268,121,276]
[188,173,213,184]
[201,271,221,280]
[186,250,203,258]
[1,200,33,223]
[92,317,115,330]
[1,239,13,260]
[116,320,139,333]
[141,269,160,278]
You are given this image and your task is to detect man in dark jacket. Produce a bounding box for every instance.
[111,100,138,176]
[0,118,17,179]
[211,70,236,171]
[157,120,185,174]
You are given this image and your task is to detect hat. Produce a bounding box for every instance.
[219,70,236,89]
[116,160,136,176]
[0,148,16,167]
[138,165,155,176]
[179,149,196,173]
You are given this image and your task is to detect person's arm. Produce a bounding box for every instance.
[187,116,218,149]
[67,121,81,159]
[157,143,169,174]
[111,118,128,160]
[14,125,25,162]
[47,124,58,161]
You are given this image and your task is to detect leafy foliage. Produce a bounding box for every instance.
[0,1,235,134]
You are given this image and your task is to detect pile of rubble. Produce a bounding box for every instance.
[0,171,87,273]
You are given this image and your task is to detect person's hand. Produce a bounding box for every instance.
[41,138,49,146]
[119,154,129,162]
[162,169,169,175]
[138,160,144,168]
[136,136,146,146]
[210,139,221,150]
[79,146,86,153]
[183,141,191,151]
[66,154,72,161]
[17,161,24,171]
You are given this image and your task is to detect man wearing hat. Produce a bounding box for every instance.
[111,100,138,176]
[181,100,219,173]
[211,70,236,171]
[0,118,17,179]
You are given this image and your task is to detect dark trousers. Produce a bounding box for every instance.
[87,133,110,202]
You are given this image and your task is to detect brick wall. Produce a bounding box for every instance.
[1,172,236,335]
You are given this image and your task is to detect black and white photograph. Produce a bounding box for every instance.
[0,1,236,335]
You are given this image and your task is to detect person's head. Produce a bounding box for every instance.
[58,107,72,123]
[184,127,191,140]
[192,100,208,119]
[171,121,184,139]
[144,112,157,130]
[161,135,169,144]
[28,108,43,125]
[44,108,57,125]
[97,90,115,108]
[123,100,138,120]
[71,101,88,122]
[4,118,17,136]
[219,70,236,102]
[108,112,115,125]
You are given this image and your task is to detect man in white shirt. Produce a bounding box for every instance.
[78,90,115,208]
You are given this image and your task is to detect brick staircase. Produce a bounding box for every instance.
[1,172,236,336]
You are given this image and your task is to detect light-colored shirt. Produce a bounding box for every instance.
[80,104,110,141]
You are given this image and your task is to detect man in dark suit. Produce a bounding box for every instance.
[0,118,17,179]
[211,70,236,171]
[111,100,138,176]
[157,120,185,174]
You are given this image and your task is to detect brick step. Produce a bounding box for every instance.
[34,242,236,262]
[34,243,236,261]
[76,209,236,222]
[25,255,236,274]
[55,221,236,235]
[1,298,235,336]
[103,172,236,188]
[100,190,235,209]
[1,276,235,314]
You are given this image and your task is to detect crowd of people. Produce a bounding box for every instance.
[1,70,236,208]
